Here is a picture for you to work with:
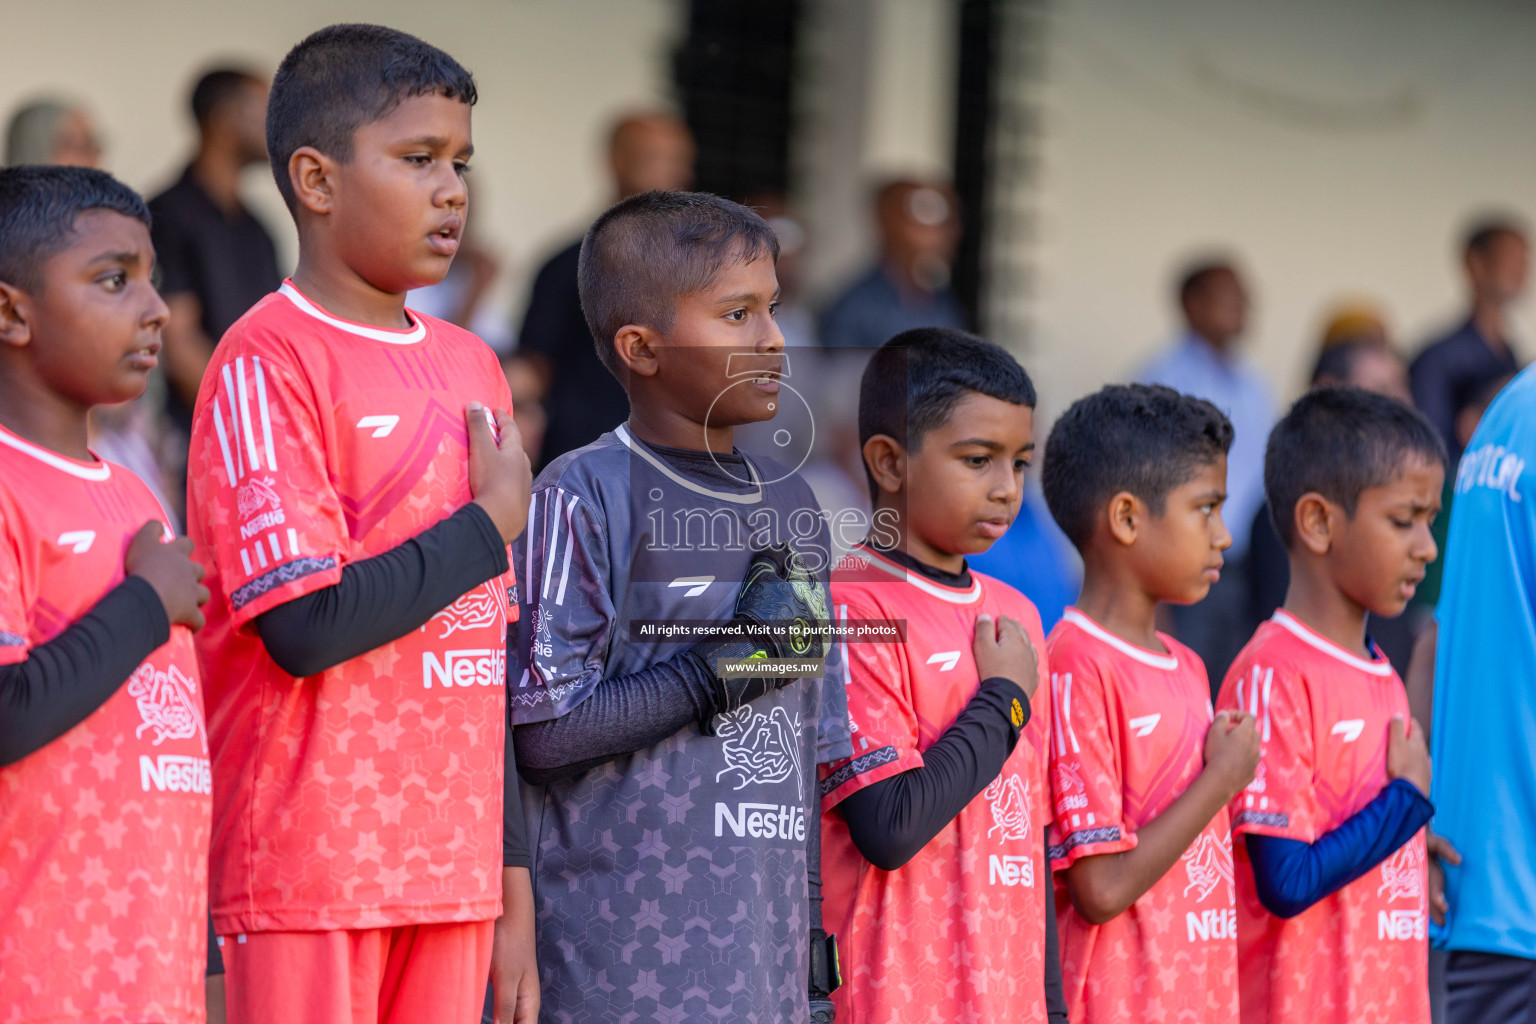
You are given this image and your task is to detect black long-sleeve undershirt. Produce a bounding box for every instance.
[1044,861,1067,1023]
[837,676,1031,871]
[502,708,531,869]
[255,503,507,678]
[0,576,169,767]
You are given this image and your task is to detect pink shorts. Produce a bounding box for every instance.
[220,920,494,1024]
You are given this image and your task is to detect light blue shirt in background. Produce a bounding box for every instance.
[1431,364,1536,958]
[1137,333,1276,557]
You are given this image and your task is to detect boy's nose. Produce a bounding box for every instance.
[143,286,171,332]
[755,317,785,353]
[1212,513,1233,552]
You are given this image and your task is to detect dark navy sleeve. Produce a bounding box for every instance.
[836,677,1030,871]
[1246,778,1434,918]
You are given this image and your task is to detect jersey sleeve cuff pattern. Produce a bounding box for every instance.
[0,632,28,666]
[820,745,924,810]
[1048,825,1137,868]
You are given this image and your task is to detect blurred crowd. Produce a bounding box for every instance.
[6,73,1526,681]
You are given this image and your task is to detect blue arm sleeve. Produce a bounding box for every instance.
[1247,778,1434,918]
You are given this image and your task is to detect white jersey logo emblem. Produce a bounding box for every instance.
[984,772,1032,841]
[57,530,96,554]
[356,415,400,438]
[427,584,503,639]
[714,704,804,794]
[1331,719,1365,743]
[1378,841,1425,904]
[669,576,714,597]
[127,662,208,753]
[1129,713,1162,737]
[926,651,961,672]
[1181,831,1236,904]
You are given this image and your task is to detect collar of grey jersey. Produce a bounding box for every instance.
[614,423,765,505]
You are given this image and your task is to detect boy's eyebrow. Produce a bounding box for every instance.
[1194,488,1227,502]
[88,249,142,268]
[950,438,1005,451]
[398,134,474,156]
[712,289,779,305]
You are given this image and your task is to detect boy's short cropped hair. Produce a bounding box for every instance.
[1042,383,1233,550]
[577,190,779,379]
[858,327,1036,497]
[0,165,148,292]
[265,23,476,211]
[1264,386,1446,547]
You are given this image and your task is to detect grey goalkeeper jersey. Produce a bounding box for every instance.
[510,425,851,1023]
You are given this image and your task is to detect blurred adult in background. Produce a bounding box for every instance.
[1411,217,1528,462]
[517,110,695,468]
[149,67,281,456]
[3,97,103,168]
[1137,258,1274,684]
[1248,322,1420,672]
[818,177,966,350]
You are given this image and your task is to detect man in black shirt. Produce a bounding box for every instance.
[516,111,695,469]
[149,68,283,437]
[1410,217,1528,461]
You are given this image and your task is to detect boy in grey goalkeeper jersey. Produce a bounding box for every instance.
[506,191,851,1023]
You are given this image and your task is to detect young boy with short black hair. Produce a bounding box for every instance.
[1039,383,1259,1022]
[186,24,536,1024]
[509,189,849,1023]
[0,165,211,1023]
[1217,386,1445,1023]
[818,328,1065,1023]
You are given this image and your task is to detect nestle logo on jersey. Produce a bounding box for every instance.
[989,854,1035,887]
[1378,910,1425,941]
[714,801,807,842]
[422,648,506,688]
[1185,908,1236,942]
[139,754,211,794]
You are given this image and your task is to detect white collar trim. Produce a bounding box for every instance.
[1271,610,1392,676]
[0,424,110,481]
[1062,608,1179,670]
[615,423,764,505]
[855,546,984,604]
[279,281,426,345]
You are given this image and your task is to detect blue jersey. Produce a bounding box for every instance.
[1431,364,1536,957]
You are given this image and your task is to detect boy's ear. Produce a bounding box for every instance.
[289,146,337,216]
[612,325,660,379]
[0,280,33,350]
[1293,492,1335,555]
[1105,491,1140,546]
[862,434,906,496]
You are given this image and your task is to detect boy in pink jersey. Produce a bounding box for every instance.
[819,329,1064,1024]
[1216,386,1445,1023]
[186,25,536,1024]
[1038,384,1260,1022]
[0,166,212,1023]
